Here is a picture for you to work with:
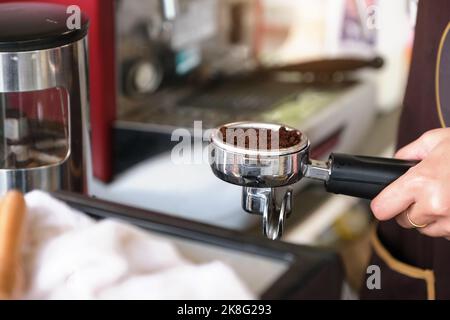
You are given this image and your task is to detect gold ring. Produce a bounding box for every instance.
[406,211,428,228]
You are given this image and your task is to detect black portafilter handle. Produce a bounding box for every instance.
[325,153,419,200]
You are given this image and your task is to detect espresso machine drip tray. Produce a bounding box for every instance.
[117,78,354,132]
[179,80,306,112]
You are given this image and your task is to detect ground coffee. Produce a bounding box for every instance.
[219,126,302,150]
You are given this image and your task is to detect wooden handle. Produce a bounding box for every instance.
[268,56,385,74]
[0,191,26,300]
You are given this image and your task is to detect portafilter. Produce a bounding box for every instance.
[209,122,417,240]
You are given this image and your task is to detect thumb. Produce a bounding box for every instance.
[395,129,449,160]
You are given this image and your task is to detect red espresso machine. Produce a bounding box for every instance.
[2,1,380,191]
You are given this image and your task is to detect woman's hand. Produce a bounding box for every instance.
[371,128,450,239]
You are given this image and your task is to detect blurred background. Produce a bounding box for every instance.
[83,0,418,295]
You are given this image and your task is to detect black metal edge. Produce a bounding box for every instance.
[52,191,344,299]
[0,3,90,53]
[262,258,345,300]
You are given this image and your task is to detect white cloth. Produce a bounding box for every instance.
[21,191,254,300]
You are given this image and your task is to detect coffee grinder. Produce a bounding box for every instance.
[0,2,90,194]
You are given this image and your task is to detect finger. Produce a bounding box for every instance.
[418,221,447,238]
[371,173,415,221]
[395,129,449,160]
[396,211,412,229]
[395,205,435,229]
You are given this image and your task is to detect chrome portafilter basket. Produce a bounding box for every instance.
[209,122,330,240]
[209,122,417,240]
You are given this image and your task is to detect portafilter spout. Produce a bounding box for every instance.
[209,122,417,240]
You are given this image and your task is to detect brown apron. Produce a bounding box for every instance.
[361,0,450,300]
